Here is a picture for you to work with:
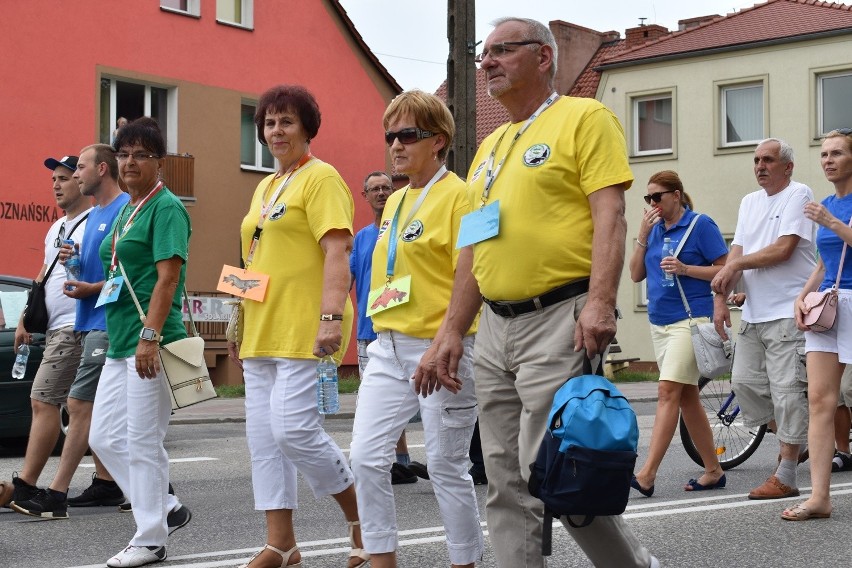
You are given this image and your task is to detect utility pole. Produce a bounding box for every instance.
[446,0,476,176]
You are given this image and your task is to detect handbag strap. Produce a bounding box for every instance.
[830,216,852,290]
[41,211,91,285]
[670,213,702,320]
[118,262,199,338]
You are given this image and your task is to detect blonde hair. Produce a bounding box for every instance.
[383,90,455,161]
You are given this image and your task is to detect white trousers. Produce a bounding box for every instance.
[89,357,180,547]
[350,332,484,564]
[242,357,353,510]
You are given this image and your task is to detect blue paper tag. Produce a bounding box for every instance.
[456,200,500,248]
[95,276,124,307]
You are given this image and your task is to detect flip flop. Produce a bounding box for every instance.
[781,503,831,521]
[684,473,727,491]
[630,476,654,497]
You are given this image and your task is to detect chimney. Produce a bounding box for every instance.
[678,15,720,31]
[624,23,669,48]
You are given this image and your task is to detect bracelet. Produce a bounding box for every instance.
[636,239,647,248]
[320,314,343,321]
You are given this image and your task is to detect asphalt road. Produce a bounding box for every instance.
[2,402,850,568]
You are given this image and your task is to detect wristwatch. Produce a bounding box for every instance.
[139,327,162,342]
[320,314,343,321]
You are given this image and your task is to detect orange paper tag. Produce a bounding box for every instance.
[217,265,269,302]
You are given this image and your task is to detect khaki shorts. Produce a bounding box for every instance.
[650,317,709,385]
[731,318,808,445]
[30,326,83,406]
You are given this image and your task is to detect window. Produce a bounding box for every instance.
[241,103,275,171]
[160,0,200,16]
[99,77,176,153]
[818,71,852,135]
[217,0,253,29]
[632,94,672,156]
[721,83,764,146]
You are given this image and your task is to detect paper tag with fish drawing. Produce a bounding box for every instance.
[366,275,411,316]
[217,265,269,302]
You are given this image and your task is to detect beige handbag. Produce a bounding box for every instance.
[120,263,218,410]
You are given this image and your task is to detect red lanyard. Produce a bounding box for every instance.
[109,181,163,272]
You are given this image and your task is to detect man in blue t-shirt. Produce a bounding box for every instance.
[350,171,418,484]
[11,145,129,518]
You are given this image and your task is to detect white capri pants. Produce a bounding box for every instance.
[89,357,181,547]
[242,357,353,510]
[349,331,484,565]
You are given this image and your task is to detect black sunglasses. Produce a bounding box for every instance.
[643,190,675,204]
[385,127,435,146]
[53,222,66,248]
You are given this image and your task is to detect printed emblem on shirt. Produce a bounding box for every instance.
[377,219,391,241]
[401,220,424,242]
[269,203,287,221]
[471,160,486,182]
[523,144,551,167]
[98,223,107,231]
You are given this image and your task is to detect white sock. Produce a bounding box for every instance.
[775,459,797,488]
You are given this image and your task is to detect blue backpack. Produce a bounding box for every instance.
[528,373,638,555]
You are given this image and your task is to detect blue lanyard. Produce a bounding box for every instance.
[385,166,447,281]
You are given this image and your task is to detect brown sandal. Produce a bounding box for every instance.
[238,544,302,568]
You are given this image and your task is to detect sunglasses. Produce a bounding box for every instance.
[385,127,435,146]
[643,190,675,204]
[836,128,852,135]
[53,222,66,248]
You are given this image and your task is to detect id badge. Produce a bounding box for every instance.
[217,265,270,302]
[366,275,412,317]
[96,276,124,307]
[457,200,500,248]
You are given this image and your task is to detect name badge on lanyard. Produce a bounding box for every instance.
[457,200,500,248]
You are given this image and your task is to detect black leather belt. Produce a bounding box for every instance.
[483,279,590,318]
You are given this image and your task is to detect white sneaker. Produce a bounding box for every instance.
[106,545,167,567]
[650,555,662,568]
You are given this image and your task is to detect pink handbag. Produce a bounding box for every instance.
[802,223,849,332]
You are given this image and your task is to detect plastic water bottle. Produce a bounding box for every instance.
[63,239,81,290]
[12,344,30,380]
[661,237,675,287]
[316,356,340,414]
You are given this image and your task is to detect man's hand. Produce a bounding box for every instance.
[711,265,736,295]
[573,299,616,356]
[62,280,100,299]
[14,324,32,352]
[713,295,732,340]
[413,332,464,396]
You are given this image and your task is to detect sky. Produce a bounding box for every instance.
[340,0,760,92]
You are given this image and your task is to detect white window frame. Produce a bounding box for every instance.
[160,0,200,17]
[816,69,852,136]
[101,77,178,154]
[718,80,766,148]
[217,0,253,30]
[240,101,276,173]
[629,90,675,158]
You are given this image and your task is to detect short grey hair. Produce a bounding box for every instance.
[490,17,558,82]
[363,170,391,192]
[759,138,794,163]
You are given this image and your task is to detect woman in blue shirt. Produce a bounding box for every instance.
[787,128,852,521]
[628,170,729,496]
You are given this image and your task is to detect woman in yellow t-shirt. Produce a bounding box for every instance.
[349,91,483,568]
[230,85,366,568]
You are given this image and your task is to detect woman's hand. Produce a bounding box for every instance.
[227,341,243,370]
[638,207,661,244]
[794,296,809,331]
[313,320,343,358]
[661,256,688,277]
[135,340,161,379]
[804,201,837,228]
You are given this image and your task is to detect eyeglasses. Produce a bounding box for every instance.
[385,127,435,146]
[643,190,676,204]
[474,40,543,64]
[836,128,852,135]
[366,185,394,194]
[115,151,160,162]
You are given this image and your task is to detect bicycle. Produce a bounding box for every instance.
[679,376,767,470]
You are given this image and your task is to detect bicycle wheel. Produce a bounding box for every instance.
[679,376,767,470]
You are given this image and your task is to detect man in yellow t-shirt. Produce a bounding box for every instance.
[414,17,658,568]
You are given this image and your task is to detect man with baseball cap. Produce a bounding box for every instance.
[2,154,92,518]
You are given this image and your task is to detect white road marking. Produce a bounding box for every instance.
[67,482,852,567]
